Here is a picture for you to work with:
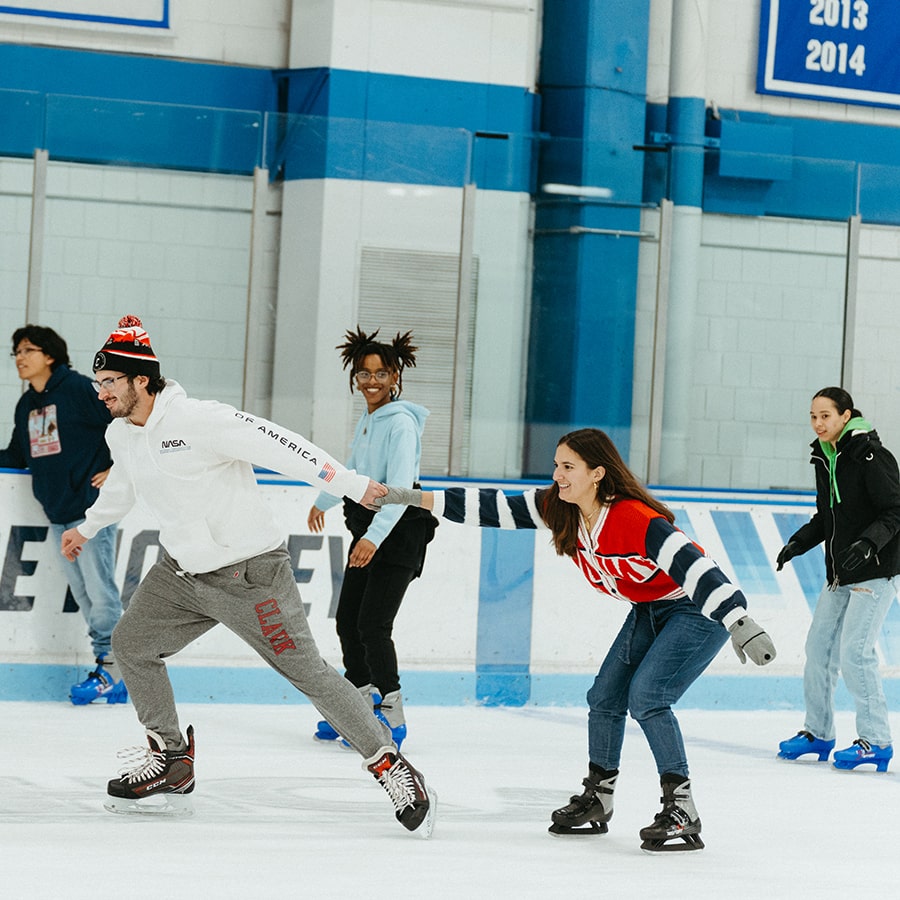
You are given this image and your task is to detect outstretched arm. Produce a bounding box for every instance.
[376,486,546,529]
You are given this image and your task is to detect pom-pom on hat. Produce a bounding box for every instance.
[93,315,160,377]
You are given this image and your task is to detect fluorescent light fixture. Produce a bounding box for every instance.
[541,183,613,198]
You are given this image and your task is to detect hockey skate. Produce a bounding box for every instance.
[364,746,436,839]
[104,725,195,817]
[639,778,704,852]
[833,739,893,772]
[70,655,128,706]
[777,730,835,761]
[548,768,616,836]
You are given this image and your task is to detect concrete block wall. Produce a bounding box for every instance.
[0,162,258,440]
[630,210,894,491]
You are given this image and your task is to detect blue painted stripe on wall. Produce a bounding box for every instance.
[8,663,891,712]
[646,101,900,224]
[476,529,535,705]
[0,46,537,189]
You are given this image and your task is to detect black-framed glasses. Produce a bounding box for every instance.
[92,374,129,393]
[10,347,42,358]
[354,370,391,383]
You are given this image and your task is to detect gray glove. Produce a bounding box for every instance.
[372,486,424,508]
[728,615,776,666]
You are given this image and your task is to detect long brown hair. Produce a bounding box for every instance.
[541,428,674,557]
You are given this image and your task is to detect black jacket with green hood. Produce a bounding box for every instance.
[789,417,900,587]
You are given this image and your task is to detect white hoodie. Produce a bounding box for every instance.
[80,381,369,573]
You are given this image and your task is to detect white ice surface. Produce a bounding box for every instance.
[2,702,899,899]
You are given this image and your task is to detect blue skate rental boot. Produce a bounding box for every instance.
[104,725,195,817]
[70,654,128,706]
[375,690,407,750]
[639,777,704,852]
[833,739,893,772]
[548,767,617,836]
[778,731,835,761]
[316,684,381,745]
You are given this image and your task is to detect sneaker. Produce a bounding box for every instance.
[833,739,893,773]
[104,725,195,816]
[777,731,835,761]
[364,746,435,838]
[70,654,129,706]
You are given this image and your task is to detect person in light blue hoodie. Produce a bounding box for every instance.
[308,328,437,748]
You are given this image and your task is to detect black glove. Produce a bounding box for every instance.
[776,541,802,571]
[838,538,875,572]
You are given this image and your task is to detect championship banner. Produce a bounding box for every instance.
[757,0,900,108]
[0,0,168,27]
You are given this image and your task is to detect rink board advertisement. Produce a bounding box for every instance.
[757,0,900,108]
[2,470,900,707]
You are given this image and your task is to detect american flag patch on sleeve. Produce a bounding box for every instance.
[318,462,336,482]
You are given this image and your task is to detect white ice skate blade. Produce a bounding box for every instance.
[104,793,194,818]
[414,787,437,840]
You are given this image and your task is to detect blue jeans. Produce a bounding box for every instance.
[803,576,897,746]
[50,520,123,659]
[587,598,728,779]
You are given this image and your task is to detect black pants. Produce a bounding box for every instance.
[334,559,417,696]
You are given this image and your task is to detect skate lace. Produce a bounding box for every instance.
[854,739,872,753]
[377,760,417,813]
[116,744,166,784]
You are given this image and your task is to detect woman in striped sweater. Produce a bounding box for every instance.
[376,428,775,852]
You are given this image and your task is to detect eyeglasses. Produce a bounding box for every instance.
[10,347,42,358]
[92,374,129,393]
[354,370,392,383]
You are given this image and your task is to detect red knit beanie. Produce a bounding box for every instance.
[93,315,160,377]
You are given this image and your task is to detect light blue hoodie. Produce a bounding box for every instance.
[315,398,429,547]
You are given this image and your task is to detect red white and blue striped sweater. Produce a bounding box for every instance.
[432,487,748,627]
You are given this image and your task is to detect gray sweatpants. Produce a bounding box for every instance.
[111,545,393,757]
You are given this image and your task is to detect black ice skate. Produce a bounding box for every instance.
[548,768,617,836]
[104,725,195,817]
[364,746,436,839]
[639,777,704,852]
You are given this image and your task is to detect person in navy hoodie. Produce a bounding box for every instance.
[1,325,125,704]
[308,328,436,749]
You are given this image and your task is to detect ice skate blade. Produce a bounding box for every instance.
[777,751,831,762]
[413,786,437,840]
[833,760,891,773]
[640,834,704,853]
[548,821,608,837]
[104,793,194,817]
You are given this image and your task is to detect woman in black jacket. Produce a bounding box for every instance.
[776,387,900,772]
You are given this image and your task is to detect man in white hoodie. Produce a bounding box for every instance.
[60,316,434,837]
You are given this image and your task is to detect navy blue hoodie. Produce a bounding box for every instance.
[0,365,112,524]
